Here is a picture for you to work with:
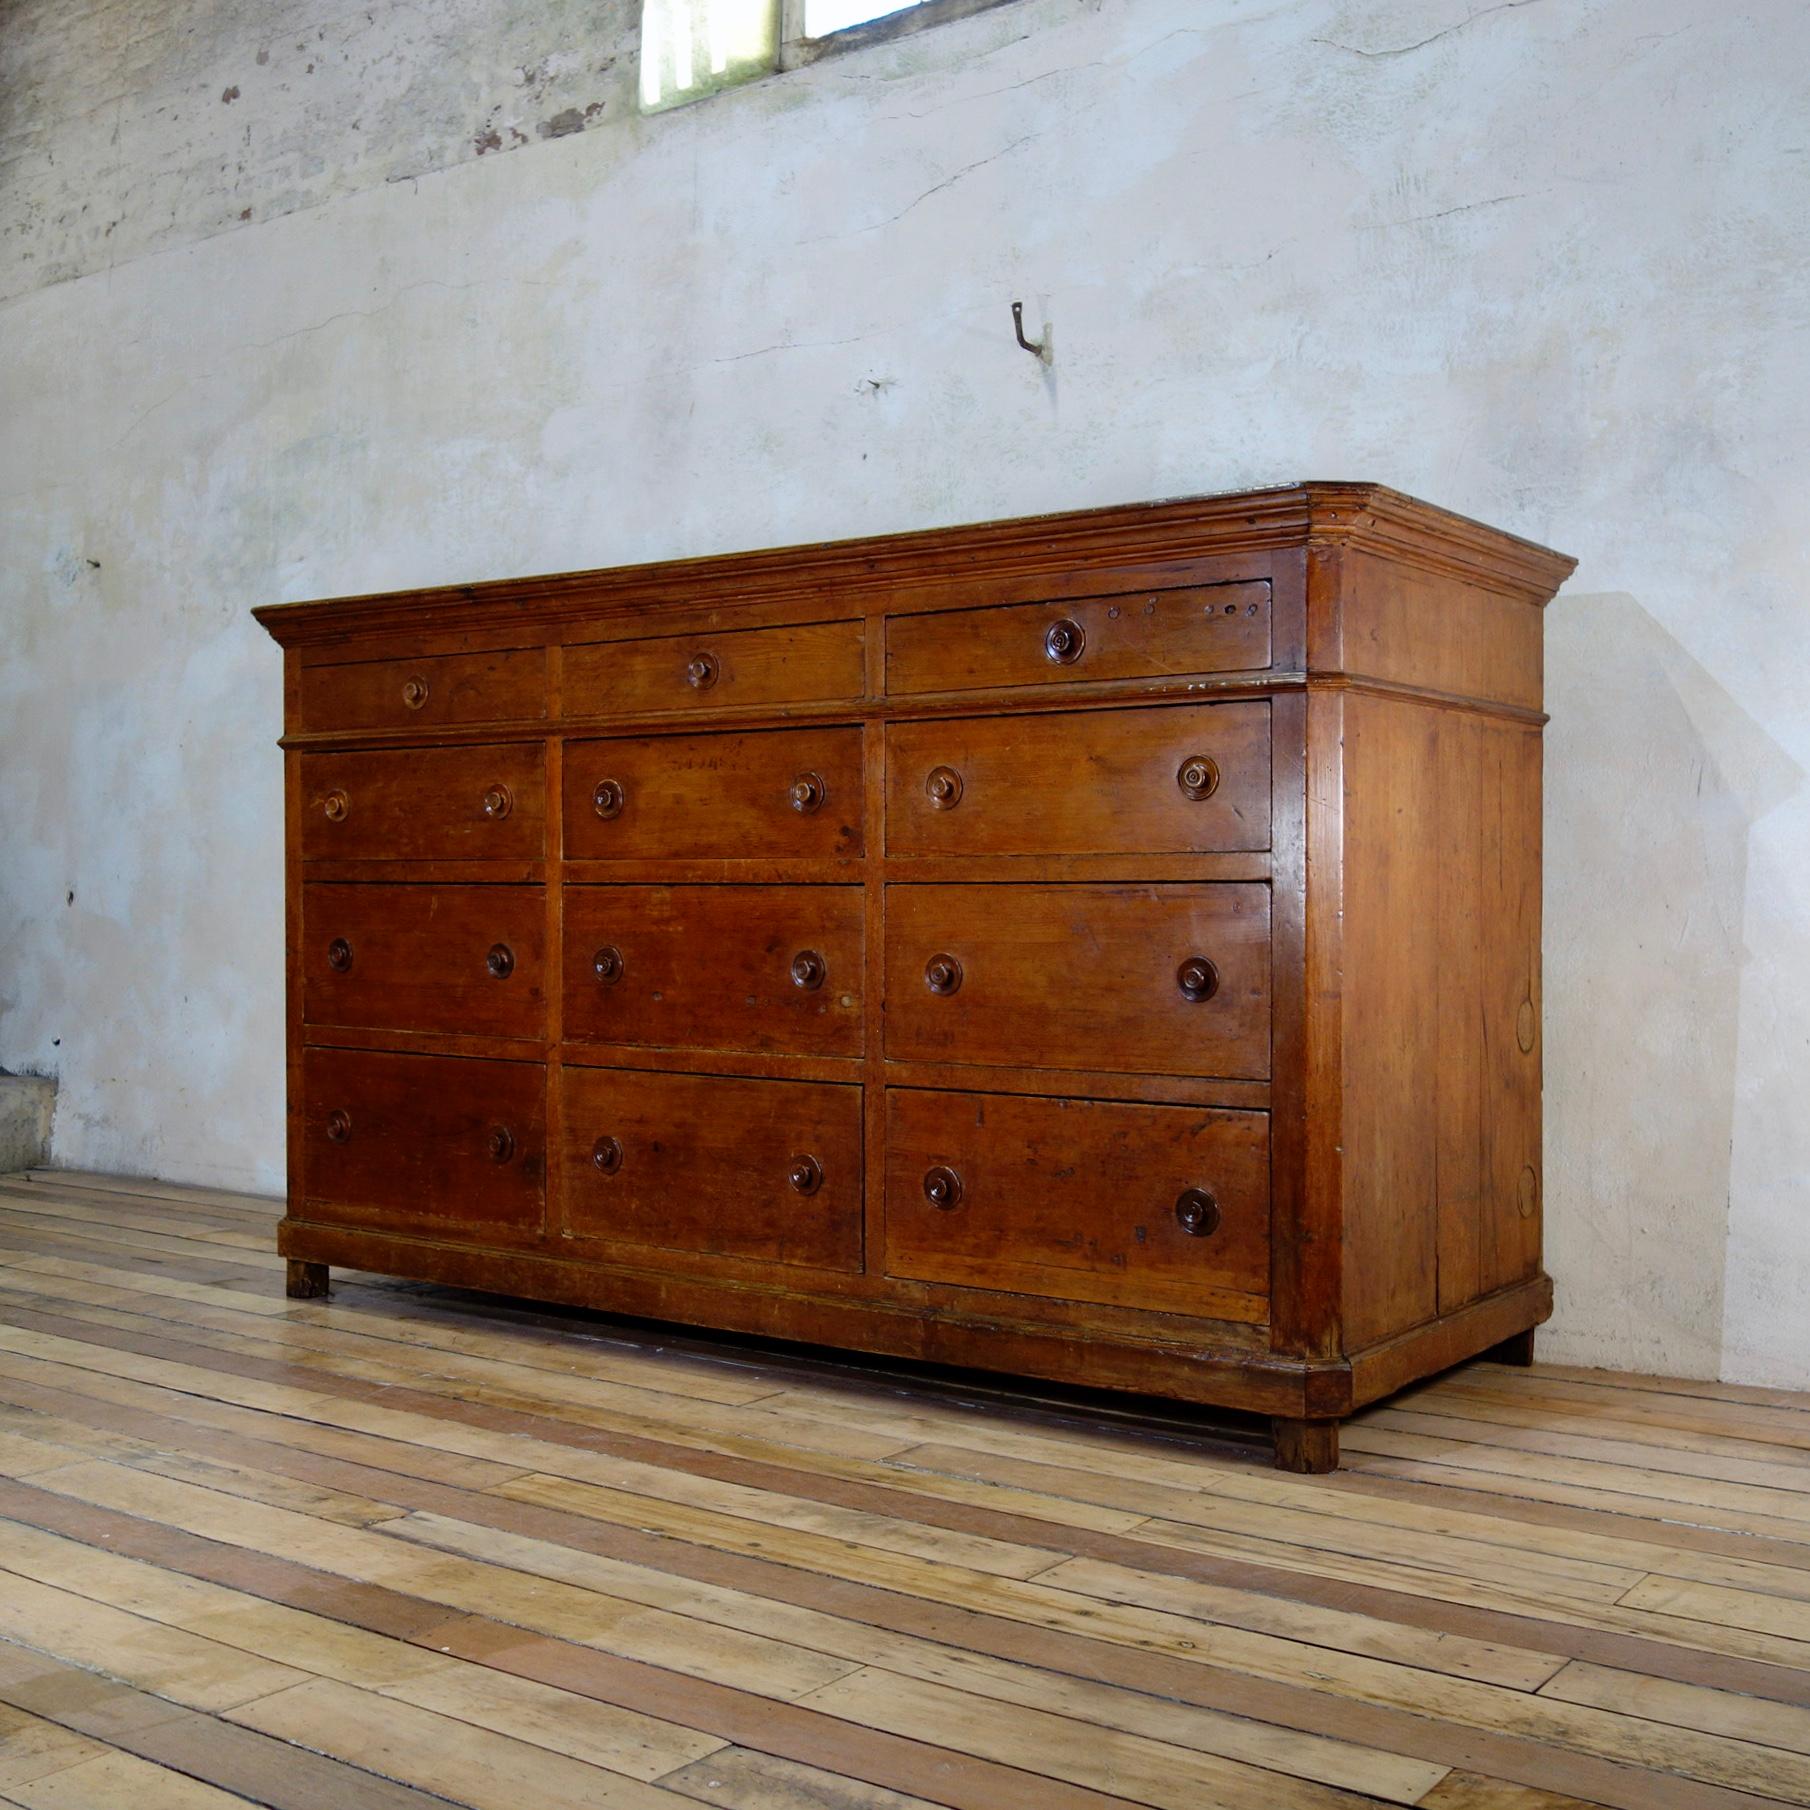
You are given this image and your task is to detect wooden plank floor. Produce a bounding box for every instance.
[1,1174,1808,1808]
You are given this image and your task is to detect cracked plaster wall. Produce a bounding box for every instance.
[0,0,637,302]
[2,0,1807,1384]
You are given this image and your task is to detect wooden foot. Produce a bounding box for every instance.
[285,1260,329,1300]
[1485,1328,1536,1367]
[1271,1417,1339,1473]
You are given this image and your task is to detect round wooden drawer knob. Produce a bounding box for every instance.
[1175,1188,1220,1238]
[402,674,430,710]
[326,937,353,973]
[1176,956,1219,1002]
[923,1165,964,1210]
[925,766,963,809]
[593,945,623,984]
[486,943,515,979]
[482,785,513,821]
[325,1109,352,1144]
[788,1155,824,1196]
[322,789,349,822]
[1177,756,1219,800]
[592,778,625,820]
[686,651,719,690]
[488,1126,516,1165]
[790,949,826,991]
[592,1135,623,1175]
[924,953,963,996]
[1044,618,1085,664]
[788,772,826,815]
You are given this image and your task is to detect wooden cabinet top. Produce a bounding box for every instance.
[254,484,1575,651]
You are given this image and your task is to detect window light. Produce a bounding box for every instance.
[641,0,992,112]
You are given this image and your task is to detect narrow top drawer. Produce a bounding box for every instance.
[566,619,864,717]
[885,580,1270,695]
[298,648,546,733]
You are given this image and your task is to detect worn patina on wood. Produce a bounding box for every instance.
[257,483,1575,1471]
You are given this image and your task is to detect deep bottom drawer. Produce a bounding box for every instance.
[301,1048,545,1236]
[884,1088,1269,1319]
[560,1066,861,1271]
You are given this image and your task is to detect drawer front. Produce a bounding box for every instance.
[885,579,1271,695]
[884,1088,1269,1316]
[565,885,862,1055]
[885,883,1270,1078]
[565,619,864,715]
[300,744,546,862]
[564,726,863,861]
[560,1067,861,1271]
[887,702,1271,857]
[303,884,545,1039]
[301,1048,545,1234]
[298,648,545,733]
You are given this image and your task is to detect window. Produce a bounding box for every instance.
[803,0,918,32]
[640,0,1013,112]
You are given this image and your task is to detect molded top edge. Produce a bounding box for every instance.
[254,483,1577,646]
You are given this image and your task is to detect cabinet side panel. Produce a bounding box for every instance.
[1340,694,1544,1349]
[1338,548,1543,711]
[1482,718,1543,1294]
[1435,717,1486,1312]
[1339,693,1441,1349]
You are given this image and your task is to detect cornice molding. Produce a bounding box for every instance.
[1300,483,1577,603]
[254,484,1576,648]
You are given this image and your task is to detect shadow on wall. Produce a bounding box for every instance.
[1542,593,1801,1378]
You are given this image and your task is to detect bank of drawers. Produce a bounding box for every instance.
[288,575,1272,736]
[295,647,1274,1313]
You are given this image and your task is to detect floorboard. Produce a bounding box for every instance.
[1,1171,1808,1809]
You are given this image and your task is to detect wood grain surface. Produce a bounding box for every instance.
[565,619,865,716]
[882,882,1272,1078]
[0,1170,1805,1810]
[261,490,1574,1470]
[883,701,1273,858]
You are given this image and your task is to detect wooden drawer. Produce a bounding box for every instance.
[565,885,862,1055]
[885,579,1270,695]
[887,701,1271,856]
[563,726,863,861]
[884,1088,1269,1317]
[885,883,1270,1078]
[303,884,545,1039]
[297,648,545,733]
[300,744,545,862]
[559,1066,861,1270]
[566,619,864,716]
[301,1048,545,1235]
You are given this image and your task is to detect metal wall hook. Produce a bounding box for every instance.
[1011,301,1052,365]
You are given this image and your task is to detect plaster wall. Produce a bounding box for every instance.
[2,0,1806,1383]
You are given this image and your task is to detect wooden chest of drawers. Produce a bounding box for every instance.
[257,484,1573,1470]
